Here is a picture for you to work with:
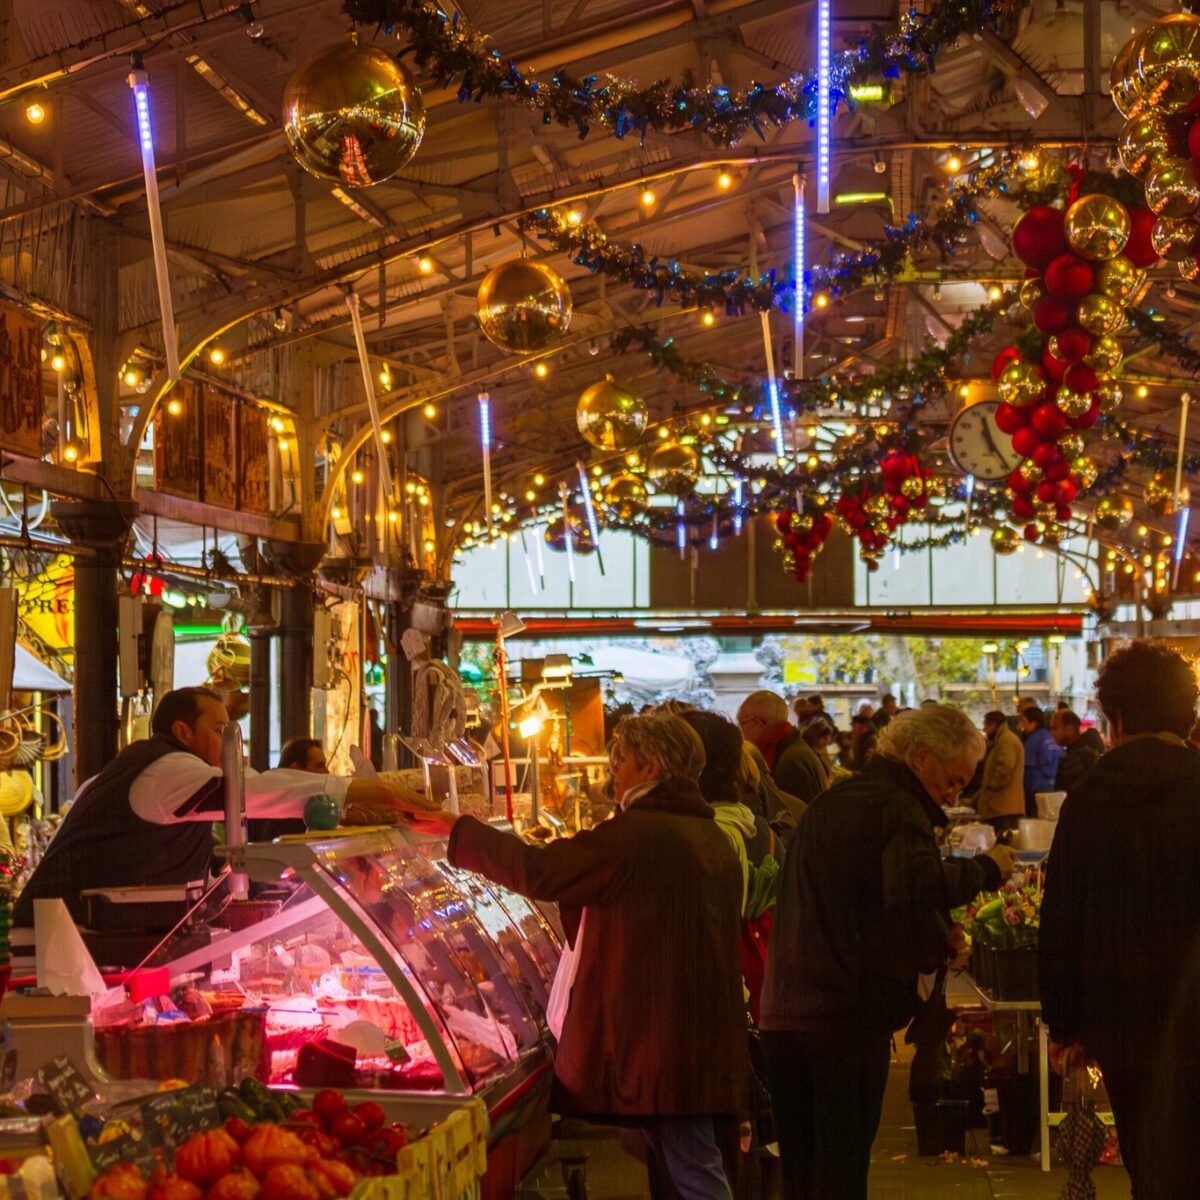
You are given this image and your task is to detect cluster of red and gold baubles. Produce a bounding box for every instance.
[1112,12,1200,278]
[833,451,930,572]
[775,500,834,583]
[993,194,1158,544]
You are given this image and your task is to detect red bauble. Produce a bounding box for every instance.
[1068,399,1100,430]
[1036,481,1061,505]
[995,403,1029,434]
[866,560,879,573]
[991,346,1021,380]
[1063,362,1099,395]
[1045,460,1072,482]
[1011,427,1042,458]
[1032,442,1062,470]
[1011,495,1036,519]
[1058,478,1079,504]
[1013,206,1070,270]
[1189,115,1200,163]
[880,450,914,483]
[1032,295,1074,335]
[1056,503,1074,522]
[1008,467,1033,494]
[1125,206,1160,268]
[1044,254,1095,301]
[1024,523,1041,542]
[1030,402,1068,440]
[1054,327,1092,362]
[1041,349,1069,383]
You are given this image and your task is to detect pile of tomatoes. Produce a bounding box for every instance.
[88,1089,410,1200]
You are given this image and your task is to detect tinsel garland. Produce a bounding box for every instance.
[520,151,1062,313]
[343,0,1022,146]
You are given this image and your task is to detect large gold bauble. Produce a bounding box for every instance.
[1055,386,1093,418]
[1019,278,1046,310]
[1118,112,1172,177]
[1180,256,1200,282]
[544,512,600,555]
[1057,433,1085,460]
[1111,32,1147,117]
[1137,13,1200,113]
[1096,256,1144,304]
[900,476,926,500]
[282,41,425,186]
[1065,195,1131,261]
[601,472,649,520]
[1040,523,1067,547]
[991,526,1020,556]
[1151,215,1200,261]
[1094,378,1124,414]
[576,377,647,451]
[1070,455,1099,489]
[646,440,700,496]
[1081,333,1122,374]
[1146,156,1200,219]
[1076,293,1125,336]
[1019,460,1045,486]
[998,359,1045,408]
[1095,494,1134,531]
[1145,470,1191,516]
[476,260,573,353]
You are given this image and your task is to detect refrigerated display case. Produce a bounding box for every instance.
[88,827,560,1200]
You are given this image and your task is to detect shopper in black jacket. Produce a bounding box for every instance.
[760,705,1014,1200]
[1040,641,1200,1199]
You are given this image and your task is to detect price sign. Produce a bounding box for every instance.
[35,1057,95,1116]
[138,1086,220,1149]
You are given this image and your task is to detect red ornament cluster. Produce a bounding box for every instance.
[775,502,834,583]
[834,450,929,573]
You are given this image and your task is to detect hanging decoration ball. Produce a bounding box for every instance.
[1111,31,1148,117]
[1071,455,1100,489]
[1055,387,1093,419]
[1094,378,1124,414]
[476,260,573,353]
[1065,195,1131,261]
[1145,470,1191,516]
[1040,524,1067,547]
[1050,328,1094,364]
[1019,278,1047,311]
[1044,254,1095,301]
[544,513,600,555]
[1145,156,1200,219]
[1136,13,1200,113]
[1018,459,1045,486]
[1032,295,1074,335]
[1095,494,1135,531]
[282,40,426,186]
[991,526,1021,556]
[1041,347,1069,384]
[1057,432,1085,460]
[1030,401,1068,441]
[646,440,700,497]
[1124,205,1163,267]
[995,402,1029,434]
[1063,362,1099,395]
[1076,292,1125,336]
[1096,255,1145,303]
[899,476,926,501]
[1082,333,1123,373]
[998,359,1047,408]
[1011,426,1043,459]
[1150,214,1200,261]
[991,346,1022,380]
[1179,254,1200,282]
[601,472,649,520]
[1014,206,1071,270]
[1118,112,1172,177]
[576,377,647,451]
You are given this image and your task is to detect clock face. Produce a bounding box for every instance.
[948,399,1026,482]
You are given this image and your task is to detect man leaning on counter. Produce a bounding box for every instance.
[14,686,420,927]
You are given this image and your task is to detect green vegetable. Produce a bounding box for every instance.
[217,1090,257,1123]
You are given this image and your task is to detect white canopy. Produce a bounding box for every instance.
[15,645,70,692]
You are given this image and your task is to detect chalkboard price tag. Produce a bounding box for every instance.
[35,1057,94,1116]
[138,1086,221,1150]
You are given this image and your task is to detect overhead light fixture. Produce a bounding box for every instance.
[417,255,434,273]
[423,402,437,419]
[849,83,885,102]
[702,311,715,327]
[716,168,734,190]
[566,209,583,225]
[988,284,1003,301]
[944,153,963,173]
[534,362,549,378]
[350,468,365,485]
[378,365,392,388]
[166,398,183,416]
[518,714,543,739]
[208,344,226,365]
[640,186,656,207]
[49,351,66,372]
[872,152,886,174]
[497,610,527,639]
[543,653,572,680]
[24,99,45,125]
[981,641,999,655]
[380,429,392,444]
[62,444,78,463]
[833,191,888,205]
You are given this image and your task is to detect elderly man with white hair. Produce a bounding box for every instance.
[759,704,1017,1200]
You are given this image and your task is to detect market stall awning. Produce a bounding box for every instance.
[15,645,70,692]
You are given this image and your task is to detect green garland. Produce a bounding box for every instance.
[343,0,1024,146]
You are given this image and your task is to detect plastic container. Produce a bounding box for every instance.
[912,1100,969,1156]
[1036,791,1067,821]
[1018,818,1056,851]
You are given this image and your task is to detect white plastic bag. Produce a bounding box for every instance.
[546,910,587,1038]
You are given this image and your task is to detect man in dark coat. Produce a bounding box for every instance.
[1040,641,1200,1198]
[1049,709,1100,797]
[760,705,1015,1199]
[402,713,747,1200]
[737,691,826,803]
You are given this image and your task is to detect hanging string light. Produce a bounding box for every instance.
[479,392,494,536]
[733,478,744,534]
[760,311,785,459]
[559,482,576,582]
[519,527,538,591]
[576,459,605,574]
[816,0,832,213]
[793,172,806,379]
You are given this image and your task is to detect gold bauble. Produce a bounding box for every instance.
[1096,256,1144,303]
[1146,156,1200,219]
[601,472,648,520]
[1040,524,1067,547]
[1056,386,1093,418]
[1145,470,1191,516]
[282,41,425,186]
[1151,215,1200,261]
[1094,378,1124,414]
[544,511,600,554]
[1057,433,1085,460]
[646,441,700,497]
[576,377,647,451]
[476,260,573,353]
[1070,455,1099,489]
[1019,278,1046,310]
[1111,32,1147,117]
[991,526,1020,556]
[1137,13,1200,113]
[1076,292,1125,336]
[1065,194,1131,261]
[1180,256,1200,282]
[1083,332,1124,373]
[900,476,926,500]
[1019,460,1045,486]
[1095,494,1134,531]
[998,359,1045,408]
[1118,112,1172,177]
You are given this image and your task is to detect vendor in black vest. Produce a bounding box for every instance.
[14,687,416,927]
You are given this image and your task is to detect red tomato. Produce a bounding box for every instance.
[89,1164,148,1200]
[350,1102,385,1134]
[223,1118,253,1145]
[286,1110,320,1127]
[327,1115,366,1149]
[207,1172,260,1200]
[294,1128,338,1159]
[147,1174,203,1200]
[258,1166,318,1200]
[363,1126,406,1161]
[241,1127,313,1179]
[175,1130,242,1185]
[308,1160,357,1200]
[311,1091,347,1126]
